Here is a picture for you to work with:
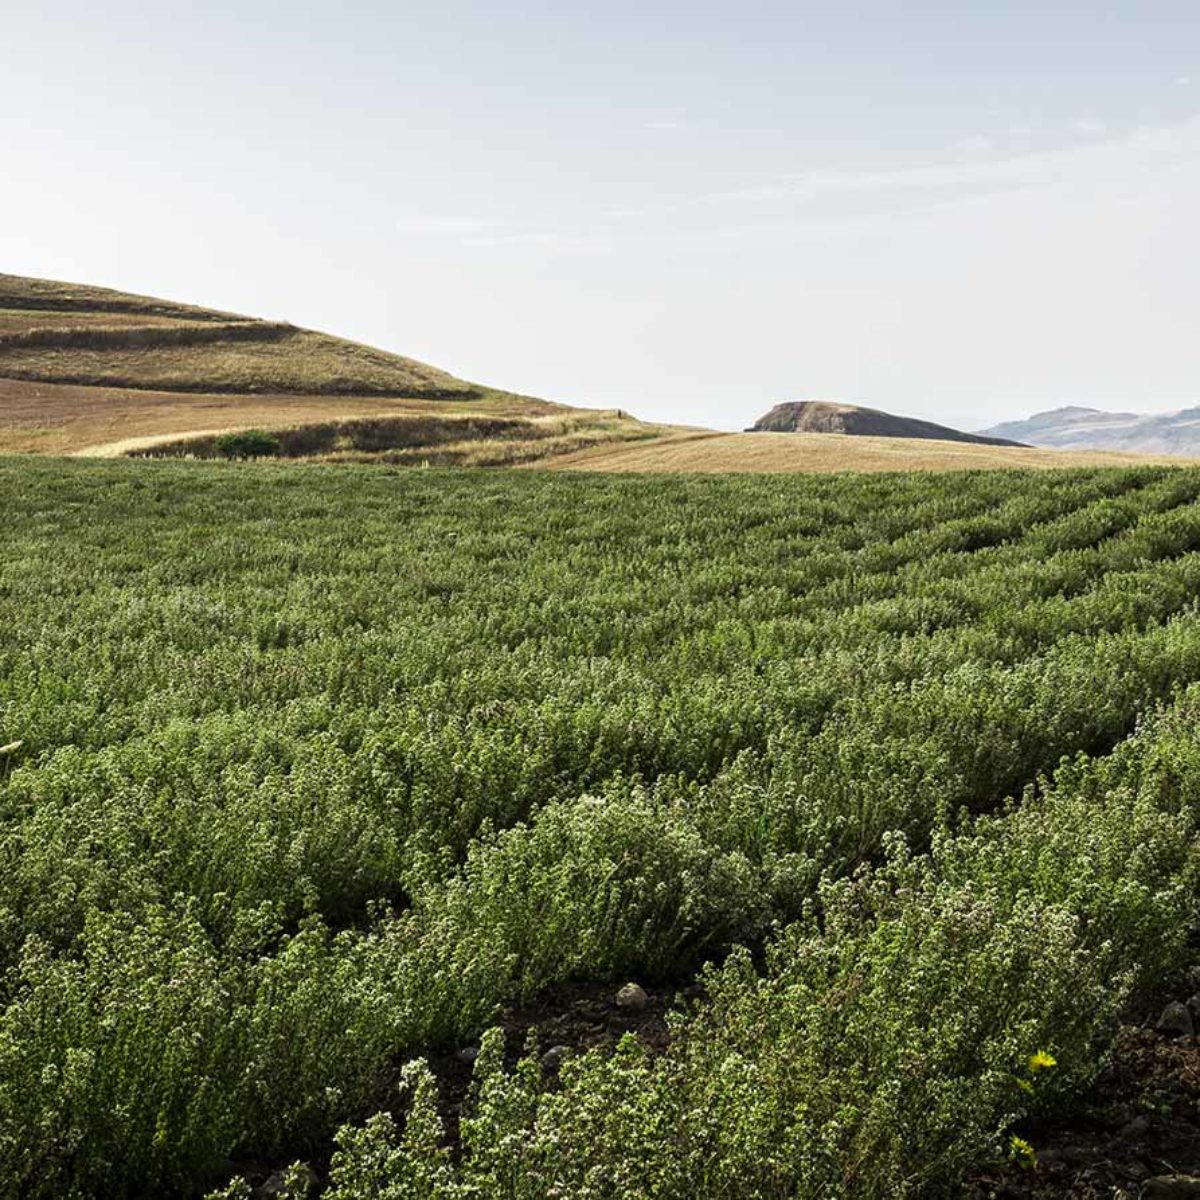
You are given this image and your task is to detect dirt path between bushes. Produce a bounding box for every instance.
[69,428,236,457]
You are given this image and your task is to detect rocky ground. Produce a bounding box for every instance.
[971,976,1200,1199]
[222,980,689,1196]
[424,979,693,1149]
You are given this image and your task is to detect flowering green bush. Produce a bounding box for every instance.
[214,429,281,459]
[322,688,1200,1198]
[2,459,1200,1196]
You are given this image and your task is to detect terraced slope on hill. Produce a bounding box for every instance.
[0,273,476,397]
[0,273,664,461]
[0,273,1187,473]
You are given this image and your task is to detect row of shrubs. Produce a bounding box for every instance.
[139,417,547,461]
[298,687,1200,1198]
[3,461,1200,1195]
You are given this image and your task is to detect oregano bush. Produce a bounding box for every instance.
[1,459,1199,1196]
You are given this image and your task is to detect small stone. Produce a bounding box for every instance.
[1187,964,1200,991]
[456,1045,479,1065]
[1118,1115,1150,1140]
[615,982,648,1012]
[1156,1001,1195,1038]
[1187,993,1200,1019]
[540,1044,571,1073]
[1143,1176,1200,1199]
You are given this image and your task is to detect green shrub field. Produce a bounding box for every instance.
[2,459,1200,1197]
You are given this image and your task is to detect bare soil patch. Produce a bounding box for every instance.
[972,1022,1200,1198]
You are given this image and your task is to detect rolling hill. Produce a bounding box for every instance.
[750,400,1024,446]
[0,272,476,397]
[1,272,1191,472]
[981,405,1200,457]
[0,272,658,461]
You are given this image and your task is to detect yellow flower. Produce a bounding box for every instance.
[1028,1050,1057,1073]
[1009,1135,1036,1168]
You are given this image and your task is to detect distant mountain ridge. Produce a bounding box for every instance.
[981,406,1200,457]
[749,400,1024,446]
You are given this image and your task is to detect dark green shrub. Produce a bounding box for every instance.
[214,429,281,459]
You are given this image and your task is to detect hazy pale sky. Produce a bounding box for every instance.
[2,2,1198,429]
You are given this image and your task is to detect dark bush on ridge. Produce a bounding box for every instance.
[214,429,282,459]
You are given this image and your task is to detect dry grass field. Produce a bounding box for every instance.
[0,272,243,319]
[0,375,559,455]
[0,330,480,397]
[6,374,1188,472]
[124,408,662,467]
[542,429,1197,473]
[0,376,652,461]
[0,273,667,465]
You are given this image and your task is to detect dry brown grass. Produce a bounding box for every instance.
[0,273,477,397]
[0,377,564,456]
[0,328,476,397]
[538,430,1198,473]
[0,376,657,463]
[0,273,243,320]
[0,309,195,334]
[4,378,1190,473]
[125,411,660,466]
[320,413,662,467]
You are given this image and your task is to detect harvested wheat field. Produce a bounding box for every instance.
[6,378,1188,471]
[543,428,1197,473]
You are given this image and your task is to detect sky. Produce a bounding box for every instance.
[2,1,1198,430]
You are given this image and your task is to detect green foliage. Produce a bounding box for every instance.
[2,459,1200,1196]
[329,688,1200,1198]
[214,428,281,459]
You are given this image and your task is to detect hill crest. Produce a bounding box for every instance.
[0,272,476,398]
[749,401,1024,447]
